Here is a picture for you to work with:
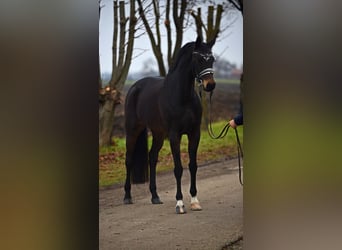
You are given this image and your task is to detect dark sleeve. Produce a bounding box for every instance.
[234,102,243,126]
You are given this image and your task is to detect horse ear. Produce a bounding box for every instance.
[195,35,202,48]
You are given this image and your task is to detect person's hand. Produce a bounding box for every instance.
[229,119,237,129]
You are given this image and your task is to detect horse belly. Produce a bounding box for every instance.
[135,80,164,130]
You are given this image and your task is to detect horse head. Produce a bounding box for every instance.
[193,36,216,92]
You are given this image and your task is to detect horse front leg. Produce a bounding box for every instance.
[188,129,202,211]
[169,132,186,214]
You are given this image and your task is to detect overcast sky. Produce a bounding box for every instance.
[99,0,243,74]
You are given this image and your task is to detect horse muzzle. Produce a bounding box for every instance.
[197,68,216,92]
[201,75,216,92]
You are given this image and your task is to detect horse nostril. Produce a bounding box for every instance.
[204,82,216,92]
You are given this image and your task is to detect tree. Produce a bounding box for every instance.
[136,0,191,76]
[136,1,237,75]
[99,0,137,147]
[190,4,223,42]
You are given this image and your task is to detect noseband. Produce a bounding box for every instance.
[195,68,214,87]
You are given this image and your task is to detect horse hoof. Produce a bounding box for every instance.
[151,197,163,204]
[176,205,186,214]
[123,198,133,204]
[190,202,202,211]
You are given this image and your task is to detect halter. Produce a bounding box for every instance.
[195,68,214,85]
[193,51,215,85]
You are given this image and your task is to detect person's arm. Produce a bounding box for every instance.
[229,102,243,128]
[233,113,243,126]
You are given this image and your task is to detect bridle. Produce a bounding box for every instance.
[195,68,214,85]
[192,51,215,84]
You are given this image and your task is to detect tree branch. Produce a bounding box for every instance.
[227,0,243,15]
[111,0,119,85]
[190,8,204,41]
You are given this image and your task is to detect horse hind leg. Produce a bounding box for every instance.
[123,128,148,204]
[149,133,164,204]
[123,134,136,204]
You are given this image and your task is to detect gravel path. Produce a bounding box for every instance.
[100,159,243,250]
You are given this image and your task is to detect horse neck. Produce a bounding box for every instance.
[163,57,195,103]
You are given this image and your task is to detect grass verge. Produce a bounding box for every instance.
[99,120,243,187]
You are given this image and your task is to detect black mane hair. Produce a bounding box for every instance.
[168,42,195,74]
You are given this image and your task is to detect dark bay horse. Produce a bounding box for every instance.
[123,36,216,214]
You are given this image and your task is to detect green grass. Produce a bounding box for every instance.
[99,120,243,187]
[215,78,240,84]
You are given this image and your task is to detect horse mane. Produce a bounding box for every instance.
[168,42,195,74]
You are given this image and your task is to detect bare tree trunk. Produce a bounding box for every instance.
[99,90,119,146]
[99,0,136,147]
[99,1,103,91]
[190,7,203,41]
[137,0,166,76]
[165,0,172,67]
[171,0,187,66]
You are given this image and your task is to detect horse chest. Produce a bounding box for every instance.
[166,105,201,133]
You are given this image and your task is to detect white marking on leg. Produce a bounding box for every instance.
[190,196,202,211]
[191,196,199,204]
[176,200,184,207]
[175,200,186,214]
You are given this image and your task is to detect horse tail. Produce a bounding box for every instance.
[131,128,149,184]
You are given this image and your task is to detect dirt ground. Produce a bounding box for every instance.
[99,159,243,250]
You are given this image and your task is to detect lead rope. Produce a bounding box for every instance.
[234,127,244,186]
[200,86,243,186]
[207,91,230,139]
